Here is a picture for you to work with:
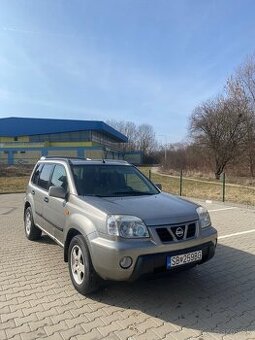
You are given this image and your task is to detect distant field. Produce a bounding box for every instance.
[0,176,29,193]
[0,168,254,206]
[139,167,255,206]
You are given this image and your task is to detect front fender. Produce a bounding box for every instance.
[65,213,96,239]
[63,213,98,262]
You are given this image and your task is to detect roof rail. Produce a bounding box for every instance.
[39,156,129,164]
[40,156,86,160]
[83,158,129,164]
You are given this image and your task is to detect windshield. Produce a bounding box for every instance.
[71,164,159,197]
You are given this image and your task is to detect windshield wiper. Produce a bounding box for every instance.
[83,191,157,197]
[111,191,155,196]
[83,194,109,197]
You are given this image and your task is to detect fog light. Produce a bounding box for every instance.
[119,256,133,269]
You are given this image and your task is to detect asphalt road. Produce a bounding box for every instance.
[0,193,255,340]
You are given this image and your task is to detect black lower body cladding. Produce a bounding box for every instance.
[129,241,216,281]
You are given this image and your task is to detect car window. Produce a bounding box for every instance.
[50,165,68,191]
[72,164,159,196]
[31,163,44,185]
[37,164,54,190]
[126,173,150,192]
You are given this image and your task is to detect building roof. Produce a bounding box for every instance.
[0,117,128,142]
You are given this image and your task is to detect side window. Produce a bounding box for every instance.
[50,165,68,191]
[38,164,54,190]
[31,163,44,185]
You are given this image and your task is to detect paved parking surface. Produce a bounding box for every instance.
[0,193,255,340]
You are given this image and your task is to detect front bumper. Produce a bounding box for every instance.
[129,241,215,281]
[89,226,217,281]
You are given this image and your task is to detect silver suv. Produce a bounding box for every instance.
[24,157,217,295]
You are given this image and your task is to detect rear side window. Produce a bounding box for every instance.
[38,164,54,190]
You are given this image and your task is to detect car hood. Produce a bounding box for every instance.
[79,192,199,226]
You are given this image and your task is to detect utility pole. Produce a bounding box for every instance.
[158,135,168,164]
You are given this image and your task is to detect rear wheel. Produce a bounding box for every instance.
[24,207,42,241]
[68,235,101,295]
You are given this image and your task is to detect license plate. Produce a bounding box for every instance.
[167,250,202,269]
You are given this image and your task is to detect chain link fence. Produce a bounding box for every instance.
[143,168,255,206]
[0,163,255,205]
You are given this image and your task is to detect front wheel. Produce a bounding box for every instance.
[68,235,101,295]
[24,207,42,241]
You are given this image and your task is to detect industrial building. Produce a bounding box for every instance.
[0,117,135,165]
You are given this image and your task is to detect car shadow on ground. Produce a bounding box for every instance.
[91,244,255,335]
[37,234,56,245]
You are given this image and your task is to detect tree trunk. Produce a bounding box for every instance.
[249,160,255,178]
[215,160,225,180]
[215,172,221,180]
[248,148,255,178]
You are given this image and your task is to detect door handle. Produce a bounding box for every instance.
[31,190,35,195]
[44,197,49,203]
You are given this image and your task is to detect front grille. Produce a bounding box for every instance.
[156,228,173,242]
[155,222,198,243]
[186,223,196,238]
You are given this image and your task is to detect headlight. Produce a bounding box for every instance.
[196,206,211,228]
[107,215,149,238]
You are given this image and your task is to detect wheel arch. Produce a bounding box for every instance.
[24,201,31,218]
[64,228,82,262]
[64,213,97,262]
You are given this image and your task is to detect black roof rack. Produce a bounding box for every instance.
[39,156,129,165]
[40,156,87,160]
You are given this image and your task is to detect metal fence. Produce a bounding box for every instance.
[147,169,255,206]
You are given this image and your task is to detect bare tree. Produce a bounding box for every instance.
[137,124,157,155]
[236,55,255,105]
[107,120,138,152]
[107,120,157,155]
[190,95,247,179]
[226,56,255,176]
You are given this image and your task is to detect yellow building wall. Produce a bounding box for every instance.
[49,141,93,147]
[1,143,45,148]
[13,151,41,165]
[0,151,8,164]
[14,151,41,159]
[0,139,98,147]
[85,150,104,159]
[47,150,77,157]
[18,136,29,142]
[0,136,29,143]
[0,137,14,142]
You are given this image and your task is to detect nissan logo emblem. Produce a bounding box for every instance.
[175,227,184,238]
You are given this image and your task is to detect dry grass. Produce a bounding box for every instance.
[0,176,29,193]
[0,168,254,206]
[139,167,255,206]
[161,168,255,187]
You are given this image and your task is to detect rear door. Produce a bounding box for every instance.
[30,163,44,226]
[35,163,55,233]
[42,164,68,244]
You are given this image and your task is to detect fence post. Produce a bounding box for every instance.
[149,169,151,180]
[222,172,226,202]
[179,169,183,196]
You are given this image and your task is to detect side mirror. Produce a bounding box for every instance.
[156,183,162,190]
[49,186,67,199]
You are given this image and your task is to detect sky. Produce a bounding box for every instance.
[0,0,255,143]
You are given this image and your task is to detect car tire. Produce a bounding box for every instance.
[68,235,101,295]
[24,206,42,241]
